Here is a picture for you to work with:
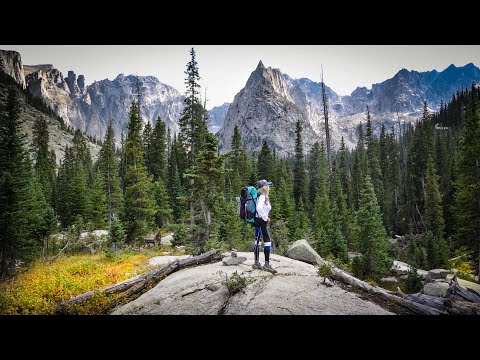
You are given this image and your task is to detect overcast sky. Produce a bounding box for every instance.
[1,45,479,109]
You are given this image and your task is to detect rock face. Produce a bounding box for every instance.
[0,72,101,165]
[284,239,323,265]
[217,61,321,156]
[25,68,184,145]
[222,256,247,266]
[217,61,480,155]
[0,50,26,89]
[112,252,393,315]
[428,269,449,279]
[423,282,450,297]
[208,102,230,134]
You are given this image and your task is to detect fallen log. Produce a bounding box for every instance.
[46,237,71,263]
[399,293,447,311]
[446,276,480,303]
[57,249,224,313]
[326,264,443,315]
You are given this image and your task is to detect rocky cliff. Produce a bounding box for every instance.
[0,50,26,89]
[217,61,480,155]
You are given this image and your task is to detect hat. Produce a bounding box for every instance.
[256,179,273,188]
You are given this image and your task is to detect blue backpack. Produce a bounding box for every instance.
[238,186,260,224]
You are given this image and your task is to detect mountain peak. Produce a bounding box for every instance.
[256,60,265,70]
[444,64,458,71]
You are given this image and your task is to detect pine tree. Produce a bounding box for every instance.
[338,137,352,209]
[353,175,391,278]
[293,119,307,207]
[453,86,480,272]
[119,131,127,190]
[365,107,384,218]
[98,123,123,226]
[257,139,273,181]
[143,120,153,175]
[122,100,156,243]
[178,48,208,234]
[89,173,107,229]
[308,141,321,208]
[188,132,226,251]
[72,129,93,185]
[69,153,89,224]
[424,155,445,240]
[332,168,351,246]
[313,190,333,246]
[152,178,173,229]
[0,88,46,277]
[32,115,56,205]
[352,123,367,210]
[108,215,126,245]
[330,224,348,263]
[148,117,167,182]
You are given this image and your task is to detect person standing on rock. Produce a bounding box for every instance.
[252,179,277,274]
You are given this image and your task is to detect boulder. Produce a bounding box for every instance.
[348,252,362,260]
[113,252,393,315]
[91,230,108,238]
[380,277,399,284]
[417,269,429,280]
[231,251,238,258]
[428,269,449,279]
[285,239,323,265]
[391,260,412,276]
[222,256,247,266]
[388,238,398,246]
[423,282,450,297]
[160,233,174,245]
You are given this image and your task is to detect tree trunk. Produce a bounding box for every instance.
[57,249,224,314]
[326,263,443,315]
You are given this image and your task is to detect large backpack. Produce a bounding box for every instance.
[237,186,260,224]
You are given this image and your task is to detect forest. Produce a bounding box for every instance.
[0,48,479,303]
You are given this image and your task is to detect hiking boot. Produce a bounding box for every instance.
[263,262,277,274]
[252,262,262,270]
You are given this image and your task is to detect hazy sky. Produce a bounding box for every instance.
[1,45,479,109]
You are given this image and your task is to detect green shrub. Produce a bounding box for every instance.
[317,264,332,283]
[221,271,254,295]
[404,267,423,293]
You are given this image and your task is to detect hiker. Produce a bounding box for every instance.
[252,179,277,274]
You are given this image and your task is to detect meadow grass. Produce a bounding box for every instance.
[0,245,182,315]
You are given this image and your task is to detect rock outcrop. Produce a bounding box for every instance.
[0,50,25,89]
[284,239,323,265]
[217,61,480,155]
[112,252,393,315]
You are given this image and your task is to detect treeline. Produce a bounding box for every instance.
[1,50,479,281]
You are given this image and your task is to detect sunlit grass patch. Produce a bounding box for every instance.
[0,245,183,315]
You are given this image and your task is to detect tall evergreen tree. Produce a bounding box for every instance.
[122,100,156,243]
[143,120,153,175]
[32,115,56,205]
[148,117,167,182]
[353,175,391,278]
[424,155,445,240]
[188,132,226,250]
[308,141,321,209]
[453,87,480,272]
[257,139,273,181]
[89,172,107,229]
[152,178,173,229]
[0,89,48,277]
[98,123,123,226]
[293,119,307,207]
[178,48,208,233]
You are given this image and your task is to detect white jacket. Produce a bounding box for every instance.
[256,193,271,222]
